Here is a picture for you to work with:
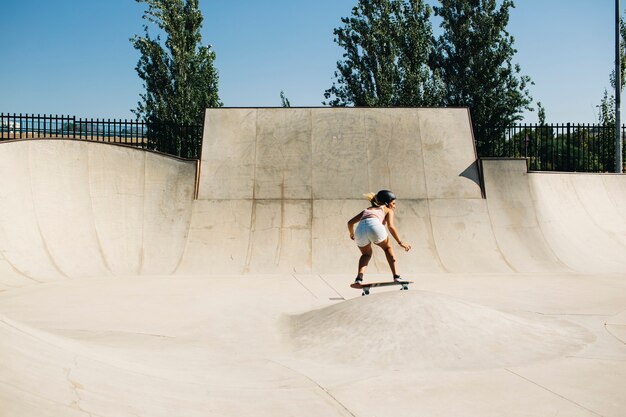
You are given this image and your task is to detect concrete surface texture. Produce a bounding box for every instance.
[0,108,624,417]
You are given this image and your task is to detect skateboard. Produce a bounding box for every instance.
[350,280,413,296]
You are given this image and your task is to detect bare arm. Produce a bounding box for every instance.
[385,209,411,251]
[347,211,364,240]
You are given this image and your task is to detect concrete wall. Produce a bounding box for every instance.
[2,110,625,282]
[0,140,196,286]
[179,107,487,275]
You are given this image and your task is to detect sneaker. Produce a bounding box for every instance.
[354,276,363,284]
[393,275,403,282]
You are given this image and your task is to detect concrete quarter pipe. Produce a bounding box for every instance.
[0,108,625,417]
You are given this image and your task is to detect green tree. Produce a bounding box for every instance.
[610,17,626,93]
[599,89,616,126]
[431,0,533,155]
[537,101,546,125]
[596,15,626,171]
[131,0,220,157]
[280,90,291,107]
[324,0,442,107]
[599,16,625,126]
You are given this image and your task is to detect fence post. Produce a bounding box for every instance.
[564,123,569,171]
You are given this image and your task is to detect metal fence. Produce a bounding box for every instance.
[479,123,626,172]
[4,114,626,172]
[0,113,203,159]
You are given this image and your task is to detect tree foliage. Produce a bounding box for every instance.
[598,16,626,126]
[431,0,533,154]
[482,123,616,173]
[537,101,546,125]
[131,0,220,157]
[280,90,291,107]
[326,0,534,155]
[324,0,442,107]
[599,89,616,126]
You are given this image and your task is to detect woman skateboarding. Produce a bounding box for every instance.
[347,190,411,284]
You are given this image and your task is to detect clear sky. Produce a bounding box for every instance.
[0,0,621,123]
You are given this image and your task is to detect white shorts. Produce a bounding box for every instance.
[354,218,388,247]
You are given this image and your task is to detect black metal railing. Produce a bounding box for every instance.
[479,123,626,172]
[0,113,203,159]
[4,114,625,171]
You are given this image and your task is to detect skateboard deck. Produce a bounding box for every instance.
[350,280,413,296]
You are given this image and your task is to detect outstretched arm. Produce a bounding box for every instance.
[347,211,364,240]
[385,210,411,251]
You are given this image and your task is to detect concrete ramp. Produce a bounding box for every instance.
[530,173,626,273]
[482,158,626,274]
[178,108,626,275]
[0,140,196,285]
[290,290,592,370]
[2,110,623,280]
[2,111,626,280]
[1,109,626,417]
[482,159,569,273]
[179,108,626,275]
[179,107,496,275]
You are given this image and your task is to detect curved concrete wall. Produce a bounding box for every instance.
[1,110,626,282]
[530,171,626,273]
[482,158,626,273]
[180,107,493,275]
[0,140,196,286]
[180,108,626,275]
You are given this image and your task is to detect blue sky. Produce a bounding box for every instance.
[0,0,620,123]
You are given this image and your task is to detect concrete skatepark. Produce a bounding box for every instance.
[0,107,624,416]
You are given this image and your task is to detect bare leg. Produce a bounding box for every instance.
[375,238,398,277]
[357,244,373,275]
